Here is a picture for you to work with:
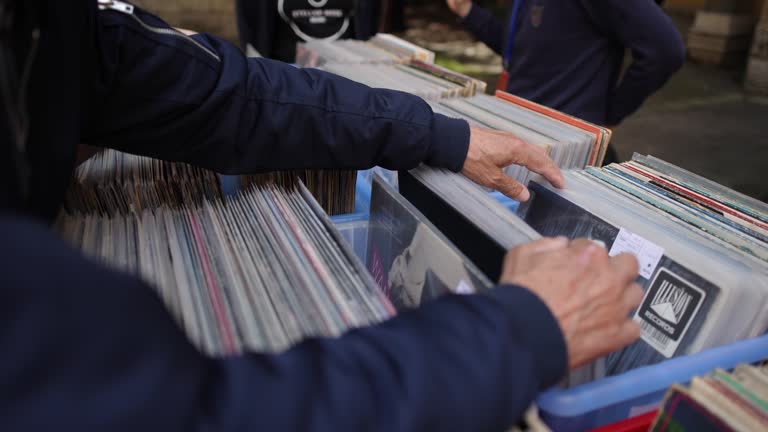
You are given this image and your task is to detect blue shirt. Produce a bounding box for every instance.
[463,0,685,125]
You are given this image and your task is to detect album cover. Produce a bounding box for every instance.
[367,174,492,310]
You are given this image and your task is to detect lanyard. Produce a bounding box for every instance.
[503,0,524,68]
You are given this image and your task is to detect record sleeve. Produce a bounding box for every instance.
[367,174,493,310]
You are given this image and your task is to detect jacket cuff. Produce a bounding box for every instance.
[425,113,470,172]
[487,284,568,390]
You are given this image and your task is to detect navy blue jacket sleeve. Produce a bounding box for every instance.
[580,0,685,125]
[461,5,505,56]
[0,214,567,431]
[82,6,470,174]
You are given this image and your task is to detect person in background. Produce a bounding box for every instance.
[235,0,381,62]
[381,0,408,33]
[447,0,685,164]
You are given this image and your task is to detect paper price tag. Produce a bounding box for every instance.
[609,228,664,279]
[455,280,474,295]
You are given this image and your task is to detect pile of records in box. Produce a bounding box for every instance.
[296,33,435,67]
[58,149,393,355]
[394,152,768,387]
[430,91,610,184]
[297,33,485,99]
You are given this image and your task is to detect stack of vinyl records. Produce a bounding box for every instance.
[72,149,358,217]
[241,169,357,216]
[64,149,223,215]
[581,155,768,263]
[58,152,395,355]
[399,165,541,281]
[365,173,609,390]
[367,33,436,64]
[520,154,768,382]
[399,158,768,386]
[397,166,608,385]
[430,91,610,184]
[295,33,435,67]
[652,363,768,431]
[319,60,486,99]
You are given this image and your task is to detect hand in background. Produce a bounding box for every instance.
[499,237,643,369]
[446,0,473,18]
[461,126,565,201]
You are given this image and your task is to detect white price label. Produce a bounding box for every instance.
[609,228,664,279]
[455,280,474,295]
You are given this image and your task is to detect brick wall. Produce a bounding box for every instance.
[130,0,238,43]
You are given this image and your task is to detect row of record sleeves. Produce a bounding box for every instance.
[60,150,394,356]
[296,34,611,189]
[397,155,767,386]
[293,38,768,386]
[59,145,768,389]
[297,34,487,99]
[296,33,436,67]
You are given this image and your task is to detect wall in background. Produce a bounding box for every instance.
[129,0,238,44]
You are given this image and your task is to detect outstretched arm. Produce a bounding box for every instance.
[82,3,563,201]
[83,4,469,174]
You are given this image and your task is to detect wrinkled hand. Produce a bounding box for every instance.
[500,237,643,369]
[446,0,473,18]
[462,126,565,201]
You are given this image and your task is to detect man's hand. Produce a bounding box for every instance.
[462,127,565,201]
[500,238,643,369]
[446,0,473,18]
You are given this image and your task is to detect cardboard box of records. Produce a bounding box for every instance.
[687,11,756,66]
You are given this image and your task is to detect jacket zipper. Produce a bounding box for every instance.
[97,0,220,62]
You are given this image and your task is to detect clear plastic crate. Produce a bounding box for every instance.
[332,215,369,263]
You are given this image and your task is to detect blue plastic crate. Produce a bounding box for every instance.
[537,334,768,431]
[333,179,768,431]
[489,190,520,213]
[354,168,398,214]
[333,213,369,264]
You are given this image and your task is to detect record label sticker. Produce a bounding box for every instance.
[609,228,664,279]
[633,268,706,358]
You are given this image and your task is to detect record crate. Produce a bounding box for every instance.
[229,171,768,431]
[339,176,768,432]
